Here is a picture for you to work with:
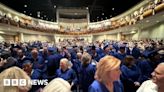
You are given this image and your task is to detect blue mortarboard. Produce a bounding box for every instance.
[103,45,108,50]
[92,45,96,50]
[23,60,32,65]
[119,44,126,50]
[147,50,158,58]
[48,47,55,52]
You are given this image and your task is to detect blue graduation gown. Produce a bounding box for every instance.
[114,52,126,62]
[29,69,42,92]
[121,65,140,92]
[16,57,30,68]
[31,56,45,70]
[88,80,123,92]
[72,59,81,80]
[56,68,78,85]
[47,54,63,76]
[79,64,96,92]
[132,47,141,59]
[31,69,42,79]
[138,60,158,83]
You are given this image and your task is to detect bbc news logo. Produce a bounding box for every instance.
[3,79,48,86]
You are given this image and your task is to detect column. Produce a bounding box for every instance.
[19,33,24,42]
[117,32,122,41]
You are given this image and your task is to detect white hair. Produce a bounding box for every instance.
[43,78,71,92]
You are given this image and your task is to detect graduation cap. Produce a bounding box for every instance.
[147,50,159,58]
[103,45,108,50]
[48,47,56,52]
[119,44,126,50]
[91,45,96,50]
[22,60,32,65]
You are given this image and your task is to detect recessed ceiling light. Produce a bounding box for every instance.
[37,14,40,17]
[86,7,88,9]
[75,13,77,15]
[102,13,104,15]
[54,5,56,8]
[110,15,112,17]
[146,20,149,23]
[24,5,27,7]
[24,11,26,13]
[112,8,115,11]
[30,13,32,15]
[97,16,99,18]
[44,15,46,17]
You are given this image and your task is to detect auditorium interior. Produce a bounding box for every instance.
[0,0,164,92]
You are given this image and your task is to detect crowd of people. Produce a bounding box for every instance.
[0,39,163,92]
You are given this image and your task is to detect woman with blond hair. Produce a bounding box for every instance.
[0,66,31,92]
[88,55,123,92]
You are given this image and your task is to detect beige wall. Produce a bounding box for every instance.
[124,23,164,40]
[23,34,54,42]
[0,34,14,42]
[93,35,105,42]
[93,34,118,42]
[106,34,117,40]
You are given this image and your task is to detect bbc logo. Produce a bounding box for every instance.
[3,79,27,86]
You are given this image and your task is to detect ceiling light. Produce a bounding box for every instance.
[44,15,46,17]
[54,5,56,8]
[112,8,115,11]
[24,11,26,13]
[30,13,32,16]
[130,31,136,34]
[86,7,88,9]
[146,20,149,23]
[156,20,159,23]
[24,5,27,7]
[75,13,78,15]
[37,14,40,17]
[110,15,112,17]
[102,13,104,15]
[0,31,5,34]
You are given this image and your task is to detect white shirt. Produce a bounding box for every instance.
[137,80,158,92]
